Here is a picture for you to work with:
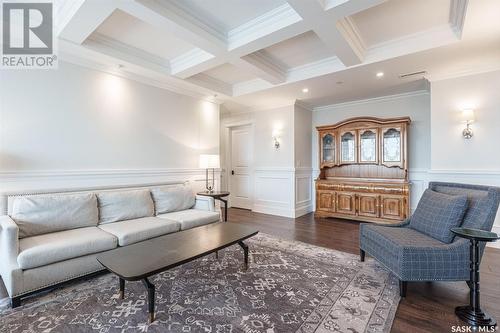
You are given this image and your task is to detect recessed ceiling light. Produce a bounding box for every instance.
[302,88,309,93]
[376,72,384,78]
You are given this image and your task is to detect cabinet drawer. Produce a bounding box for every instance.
[357,194,380,218]
[336,192,356,215]
[380,195,405,220]
[317,191,335,212]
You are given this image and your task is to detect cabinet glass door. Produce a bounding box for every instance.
[322,133,335,164]
[359,129,377,163]
[383,128,401,164]
[340,131,356,163]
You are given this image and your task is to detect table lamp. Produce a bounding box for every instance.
[199,154,219,193]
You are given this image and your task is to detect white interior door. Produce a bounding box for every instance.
[229,125,252,209]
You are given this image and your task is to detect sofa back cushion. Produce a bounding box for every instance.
[410,189,468,243]
[11,193,98,238]
[98,189,154,224]
[151,185,195,215]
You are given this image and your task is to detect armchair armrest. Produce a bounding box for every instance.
[0,215,20,272]
[194,195,215,212]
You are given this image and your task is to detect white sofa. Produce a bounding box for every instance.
[0,182,220,307]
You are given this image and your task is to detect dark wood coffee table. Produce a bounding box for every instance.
[96,223,258,323]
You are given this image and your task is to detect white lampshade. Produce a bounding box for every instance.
[460,109,475,123]
[199,154,220,169]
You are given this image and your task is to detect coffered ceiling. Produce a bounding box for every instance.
[53,0,500,110]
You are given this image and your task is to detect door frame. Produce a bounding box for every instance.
[224,120,254,209]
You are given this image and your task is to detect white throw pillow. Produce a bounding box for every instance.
[11,193,98,238]
[151,185,195,214]
[97,189,154,224]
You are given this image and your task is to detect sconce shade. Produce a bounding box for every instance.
[460,109,475,123]
[199,154,220,169]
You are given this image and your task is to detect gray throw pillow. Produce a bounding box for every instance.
[151,185,195,214]
[410,189,468,243]
[97,189,154,224]
[11,193,98,238]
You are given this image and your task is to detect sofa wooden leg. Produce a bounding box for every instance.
[360,249,365,262]
[11,296,21,308]
[399,280,407,298]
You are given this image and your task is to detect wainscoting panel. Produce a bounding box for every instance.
[295,168,313,217]
[253,168,294,217]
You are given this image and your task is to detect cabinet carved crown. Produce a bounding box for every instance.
[315,116,411,224]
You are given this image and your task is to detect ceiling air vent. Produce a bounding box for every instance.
[398,70,427,79]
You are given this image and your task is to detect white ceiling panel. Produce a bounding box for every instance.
[181,0,287,32]
[263,31,333,69]
[93,9,196,60]
[352,0,451,46]
[204,64,257,85]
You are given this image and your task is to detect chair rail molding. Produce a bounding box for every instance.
[0,168,221,193]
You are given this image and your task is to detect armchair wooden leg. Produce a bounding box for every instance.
[399,280,407,298]
[11,296,21,308]
[360,249,365,262]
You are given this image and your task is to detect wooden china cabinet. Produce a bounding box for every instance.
[315,117,411,224]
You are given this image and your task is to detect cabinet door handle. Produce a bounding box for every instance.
[231,170,235,175]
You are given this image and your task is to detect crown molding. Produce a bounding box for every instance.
[426,65,500,82]
[227,3,304,51]
[84,33,170,74]
[449,0,468,38]
[186,73,233,96]
[336,16,366,61]
[58,53,222,105]
[170,48,215,76]
[312,90,429,111]
[294,100,314,112]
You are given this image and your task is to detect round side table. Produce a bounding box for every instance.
[197,191,230,222]
[451,227,500,329]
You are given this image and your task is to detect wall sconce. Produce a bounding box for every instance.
[272,129,281,150]
[460,109,475,139]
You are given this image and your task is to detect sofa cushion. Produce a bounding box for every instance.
[11,193,98,238]
[157,209,220,230]
[98,217,180,246]
[97,189,154,224]
[151,185,195,214]
[410,189,468,243]
[17,227,117,270]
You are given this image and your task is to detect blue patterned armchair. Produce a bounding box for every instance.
[359,182,500,297]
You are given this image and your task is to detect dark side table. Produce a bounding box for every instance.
[451,227,500,329]
[197,191,230,221]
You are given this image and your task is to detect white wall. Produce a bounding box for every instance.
[429,70,500,238]
[220,103,313,217]
[0,61,220,190]
[312,91,431,210]
[431,70,500,170]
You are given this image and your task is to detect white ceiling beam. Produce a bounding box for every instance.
[234,51,287,84]
[58,0,116,44]
[185,73,233,96]
[287,0,386,67]
[449,0,469,38]
[84,33,170,75]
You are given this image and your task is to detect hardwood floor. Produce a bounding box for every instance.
[227,208,500,333]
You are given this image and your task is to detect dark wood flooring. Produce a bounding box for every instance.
[227,208,500,333]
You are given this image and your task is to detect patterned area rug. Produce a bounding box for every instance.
[0,233,400,333]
